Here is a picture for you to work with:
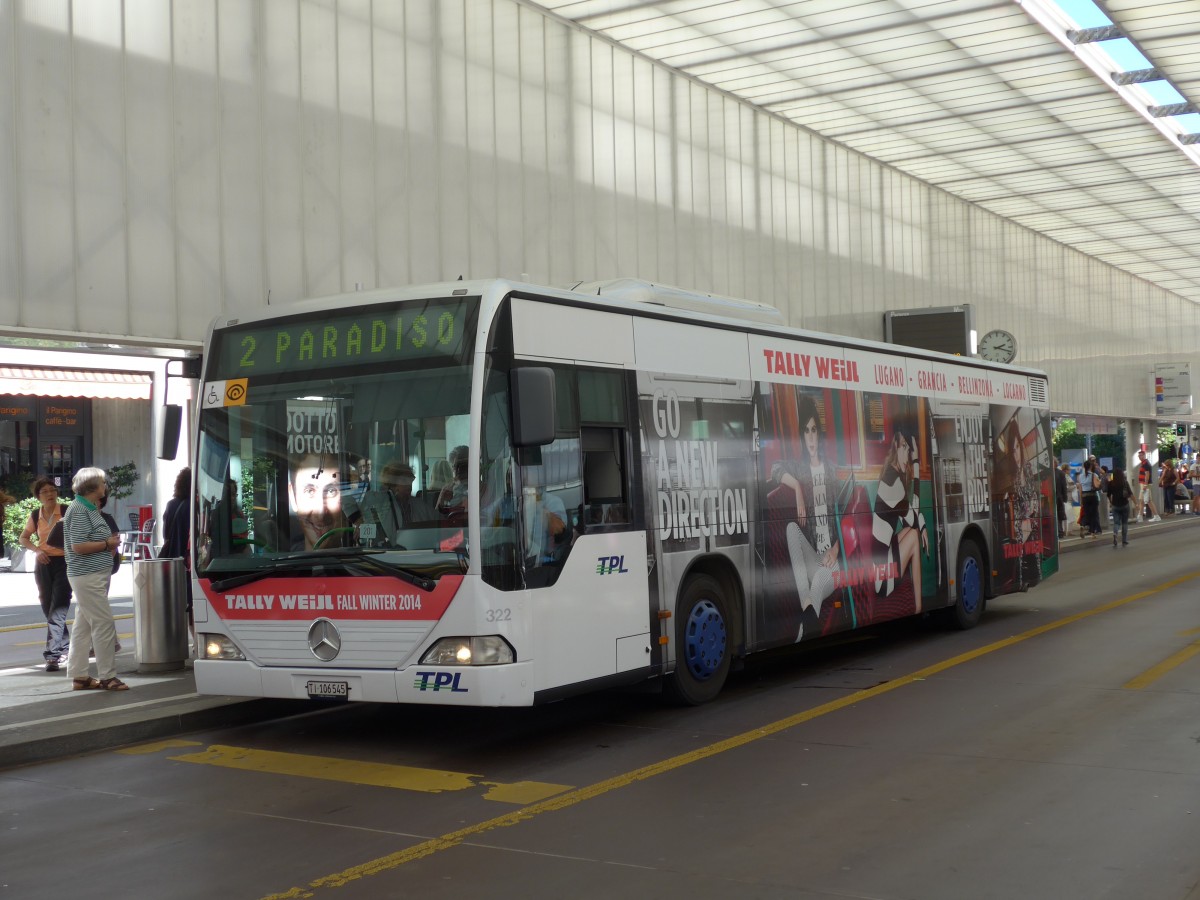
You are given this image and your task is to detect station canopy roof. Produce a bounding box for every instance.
[534,1,1200,304]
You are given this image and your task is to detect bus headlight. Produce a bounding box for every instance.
[201,634,246,661]
[420,636,515,666]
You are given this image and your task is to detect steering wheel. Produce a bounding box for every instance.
[313,527,355,549]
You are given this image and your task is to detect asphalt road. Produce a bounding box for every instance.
[3,533,1199,900]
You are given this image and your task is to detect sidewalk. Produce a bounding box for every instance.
[2,512,1196,770]
[0,567,306,770]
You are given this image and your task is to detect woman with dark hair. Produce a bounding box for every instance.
[161,467,193,613]
[778,395,842,638]
[1106,466,1133,547]
[1078,458,1102,537]
[872,421,928,611]
[18,477,73,671]
[161,468,192,559]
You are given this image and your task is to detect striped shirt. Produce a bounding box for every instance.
[64,499,114,577]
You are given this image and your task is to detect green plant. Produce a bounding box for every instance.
[1051,420,1128,463]
[106,461,139,501]
[3,496,38,553]
[0,470,34,502]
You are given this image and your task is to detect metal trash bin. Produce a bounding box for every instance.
[132,557,189,672]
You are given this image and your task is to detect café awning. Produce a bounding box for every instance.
[0,366,153,400]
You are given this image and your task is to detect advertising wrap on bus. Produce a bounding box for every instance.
[203,575,461,621]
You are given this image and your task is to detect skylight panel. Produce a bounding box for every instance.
[1054,0,1110,29]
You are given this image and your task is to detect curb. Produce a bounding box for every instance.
[1058,513,1199,553]
[0,697,309,770]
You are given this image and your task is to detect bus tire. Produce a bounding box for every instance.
[950,539,985,630]
[665,574,731,706]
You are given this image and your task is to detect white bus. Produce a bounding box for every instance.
[192,278,1058,706]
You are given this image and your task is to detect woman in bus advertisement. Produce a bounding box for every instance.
[760,387,935,643]
[769,393,844,642]
[990,407,1053,591]
[869,410,930,618]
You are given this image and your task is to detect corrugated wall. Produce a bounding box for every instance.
[0,0,1195,421]
[91,396,153,515]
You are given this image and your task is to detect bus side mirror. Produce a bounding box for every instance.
[511,367,555,447]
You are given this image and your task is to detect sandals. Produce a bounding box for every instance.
[72,676,130,691]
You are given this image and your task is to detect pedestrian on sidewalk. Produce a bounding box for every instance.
[1096,460,1110,525]
[160,467,193,620]
[1135,450,1161,522]
[1159,458,1178,516]
[0,487,14,559]
[1054,460,1069,539]
[1106,464,1133,547]
[1078,458,1103,537]
[63,467,128,692]
[18,478,73,671]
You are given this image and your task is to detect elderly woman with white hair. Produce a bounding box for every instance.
[63,466,128,691]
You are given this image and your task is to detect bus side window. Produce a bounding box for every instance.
[582,426,628,529]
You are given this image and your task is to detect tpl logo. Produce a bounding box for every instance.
[413,672,468,692]
[596,555,629,575]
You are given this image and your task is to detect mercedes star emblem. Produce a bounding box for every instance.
[307,618,342,661]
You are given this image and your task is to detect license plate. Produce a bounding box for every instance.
[305,680,349,699]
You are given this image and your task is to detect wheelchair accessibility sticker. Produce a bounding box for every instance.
[202,379,249,408]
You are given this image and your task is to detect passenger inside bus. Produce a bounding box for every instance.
[523,483,567,566]
[427,458,453,498]
[436,445,471,522]
[344,460,433,545]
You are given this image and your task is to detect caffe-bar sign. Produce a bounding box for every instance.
[43,404,81,427]
[37,398,90,435]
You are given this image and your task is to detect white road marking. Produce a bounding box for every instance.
[0,692,202,732]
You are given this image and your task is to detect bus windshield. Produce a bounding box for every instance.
[195,297,478,580]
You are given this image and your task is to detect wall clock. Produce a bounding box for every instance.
[978,329,1017,364]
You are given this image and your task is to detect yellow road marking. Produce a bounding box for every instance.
[167,744,572,803]
[1181,627,1200,637]
[1123,640,1200,690]
[480,781,574,804]
[262,570,1200,900]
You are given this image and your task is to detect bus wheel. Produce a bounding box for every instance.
[665,575,731,706]
[950,540,985,630]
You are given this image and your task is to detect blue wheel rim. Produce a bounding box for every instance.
[684,598,727,680]
[960,556,982,615]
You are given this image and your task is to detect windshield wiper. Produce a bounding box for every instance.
[210,549,436,593]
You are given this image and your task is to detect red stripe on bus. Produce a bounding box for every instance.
[199,574,463,621]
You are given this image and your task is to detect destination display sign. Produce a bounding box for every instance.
[211,296,478,379]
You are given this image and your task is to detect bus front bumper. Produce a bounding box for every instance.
[194,659,538,706]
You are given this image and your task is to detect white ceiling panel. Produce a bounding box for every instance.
[534,0,1200,303]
